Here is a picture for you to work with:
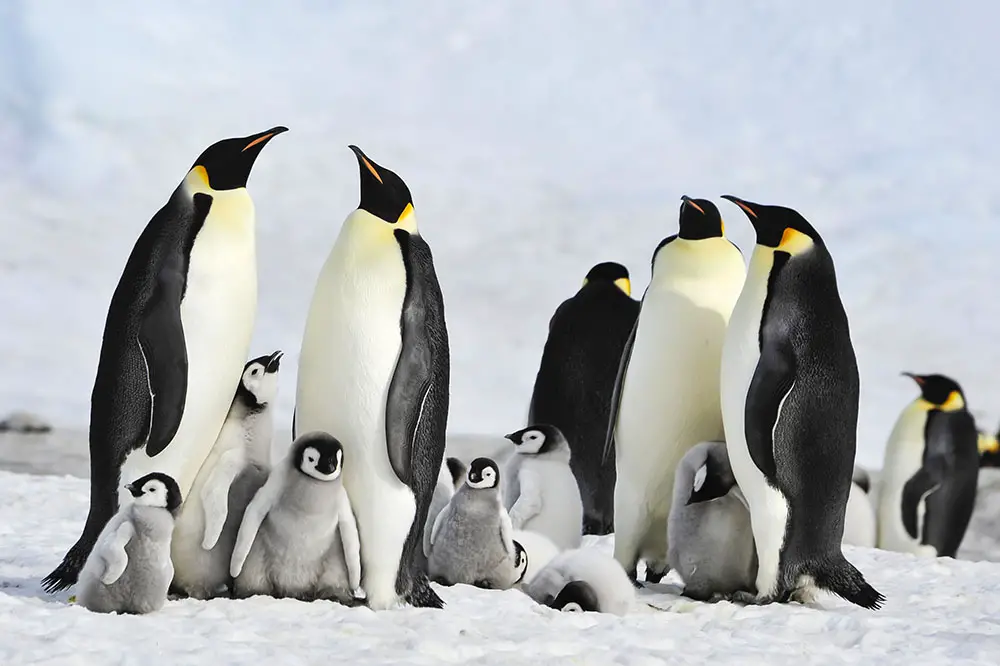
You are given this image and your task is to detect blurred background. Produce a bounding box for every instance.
[1,0,998,468]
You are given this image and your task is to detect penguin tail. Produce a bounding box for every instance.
[41,546,87,593]
[406,574,445,609]
[810,554,885,610]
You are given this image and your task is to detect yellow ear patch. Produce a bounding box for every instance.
[940,390,965,412]
[361,156,383,184]
[720,218,726,236]
[397,203,414,223]
[979,432,999,454]
[190,165,210,188]
[777,228,814,255]
[614,277,631,296]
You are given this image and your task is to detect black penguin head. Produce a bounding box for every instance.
[582,262,631,297]
[239,350,283,408]
[678,196,725,241]
[549,580,600,613]
[125,472,182,514]
[466,457,500,490]
[903,372,967,412]
[686,441,737,505]
[190,126,287,191]
[512,541,528,584]
[721,195,822,256]
[292,432,345,481]
[504,424,568,456]
[445,457,468,491]
[349,145,414,225]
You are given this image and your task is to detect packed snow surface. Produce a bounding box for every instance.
[2,1,1000,468]
[2,470,1000,665]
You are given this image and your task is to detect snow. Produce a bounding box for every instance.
[1,1,1000,468]
[2,468,1000,665]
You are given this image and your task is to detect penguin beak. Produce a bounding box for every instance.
[503,432,517,444]
[721,194,759,220]
[901,371,925,386]
[242,126,288,153]
[125,483,142,498]
[265,350,284,373]
[680,195,706,215]
[348,145,413,224]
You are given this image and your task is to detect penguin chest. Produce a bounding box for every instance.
[878,406,930,552]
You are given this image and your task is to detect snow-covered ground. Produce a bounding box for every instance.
[1,468,999,666]
[2,1,1000,468]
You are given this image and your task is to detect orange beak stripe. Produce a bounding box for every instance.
[242,132,276,152]
[361,156,383,184]
[733,200,757,219]
[685,199,706,215]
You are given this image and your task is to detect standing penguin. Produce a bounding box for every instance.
[43,127,287,593]
[428,458,525,590]
[230,432,362,603]
[295,146,449,609]
[76,473,182,614]
[877,373,979,558]
[604,196,746,584]
[170,350,282,599]
[502,424,583,550]
[667,441,757,601]
[719,195,883,609]
[528,261,639,535]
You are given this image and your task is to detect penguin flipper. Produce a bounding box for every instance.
[602,315,638,464]
[744,340,796,482]
[900,457,947,540]
[100,519,135,586]
[139,253,191,459]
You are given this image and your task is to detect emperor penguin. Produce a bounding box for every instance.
[523,547,635,616]
[502,424,583,550]
[527,261,639,535]
[76,473,182,614]
[170,350,282,599]
[667,441,757,601]
[428,458,524,590]
[230,432,362,604]
[604,196,746,584]
[43,127,287,593]
[719,195,883,609]
[877,373,979,558]
[294,146,450,609]
[980,427,1000,467]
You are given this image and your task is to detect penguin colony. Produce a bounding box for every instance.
[37,125,986,619]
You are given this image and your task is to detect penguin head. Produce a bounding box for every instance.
[189,126,288,191]
[504,424,569,456]
[678,196,725,241]
[582,262,631,297]
[239,350,283,407]
[721,195,821,257]
[446,457,468,492]
[512,540,528,584]
[292,432,345,481]
[549,580,600,613]
[349,145,416,228]
[125,472,182,514]
[686,441,737,505]
[903,372,967,412]
[466,457,500,490]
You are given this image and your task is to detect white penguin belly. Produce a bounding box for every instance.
[721,248,789,599]
[842,482,877,548]
[516,460,582,551]
[121,193,257,507]
[615,285,732,564]
[877,405,934,555]
[296,217,414,609]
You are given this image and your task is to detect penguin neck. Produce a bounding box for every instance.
[649,236,740,291]
[182,170,255,231]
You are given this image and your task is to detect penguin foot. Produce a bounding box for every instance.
[644,567,667,584]
[724,590,769,606]
[680,586,713,602]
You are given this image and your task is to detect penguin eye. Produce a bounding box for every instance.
[251,368,260,376]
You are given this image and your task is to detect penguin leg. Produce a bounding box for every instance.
[639,512,670,584]
[610,484,647,582]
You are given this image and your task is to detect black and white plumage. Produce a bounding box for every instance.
[523,547,634,616]
[43,127,287,593]
[527,261,639,535]
[720,196,883,610]
[76,473,182,614]
[428,458,524,590]
[502,425,583,551]
[878,373,979,558]
[170,351,282,599]
[229,433,362,604]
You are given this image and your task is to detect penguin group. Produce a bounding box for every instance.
[36,124,988,619]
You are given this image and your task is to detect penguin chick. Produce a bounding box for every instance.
[502,424,583,551]
[76,473,182,614]
[523,547,634,616]
[428,458,523,589]
[423,459,459,558]
[230,432,362,604]
[667,441,757,601]
[171,351,281,599]
[511,529,561,587]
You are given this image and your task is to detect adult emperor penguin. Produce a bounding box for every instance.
[43,127,287,593]
[877,373,979,558]
[294,145,449,609]
[527,261,639,535]
[719,195,883,609]
[604,196,745,584]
